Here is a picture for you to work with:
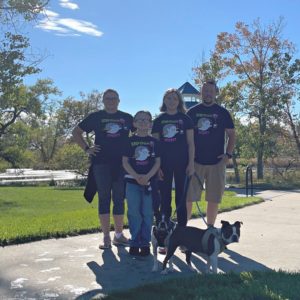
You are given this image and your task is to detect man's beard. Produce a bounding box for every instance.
[203,98,214,104]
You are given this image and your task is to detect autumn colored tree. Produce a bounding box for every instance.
[213,18,296,179]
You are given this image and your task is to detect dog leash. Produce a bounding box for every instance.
[171,173,208,226]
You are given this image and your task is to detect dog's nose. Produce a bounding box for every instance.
[232,235,238,242]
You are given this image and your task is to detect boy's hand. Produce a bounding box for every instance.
[136,175,150,186]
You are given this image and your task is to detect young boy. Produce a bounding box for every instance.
[122,111,161,256]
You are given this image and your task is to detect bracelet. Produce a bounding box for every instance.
[226,152,233,159]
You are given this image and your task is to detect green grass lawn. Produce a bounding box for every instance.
[103,271,300,300]
[0,186,262,246]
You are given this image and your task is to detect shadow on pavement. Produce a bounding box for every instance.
[76,247,271,299]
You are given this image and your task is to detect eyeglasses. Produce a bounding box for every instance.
[134,118,151,123]
[104,97,119,101]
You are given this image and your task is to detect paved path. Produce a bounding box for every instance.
[0,190,299,299]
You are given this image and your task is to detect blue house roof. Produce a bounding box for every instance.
[178,82,200,95]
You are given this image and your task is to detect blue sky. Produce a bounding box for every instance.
[25,0,300,116]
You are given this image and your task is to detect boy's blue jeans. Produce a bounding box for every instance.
[126,183,153,247]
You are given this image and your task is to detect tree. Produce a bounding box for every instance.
[0,79,60,167]
[57,90,103,137]
[0,0,49,25]
[213,18,295,179]
[0,32,41,137]
[28,90,102,169]
[268,52,300,155]
[51,143,89,175]
[0,121,35,168]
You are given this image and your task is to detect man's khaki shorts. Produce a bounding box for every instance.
[187,159,226,204]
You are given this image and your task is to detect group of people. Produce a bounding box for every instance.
[72,80,235,257]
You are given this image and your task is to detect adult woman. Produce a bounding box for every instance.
[152,89,194,227]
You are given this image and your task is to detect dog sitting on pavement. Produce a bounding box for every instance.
[151,216,177,272]
[161,220,242,274]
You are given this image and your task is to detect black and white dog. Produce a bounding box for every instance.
[161,220,242,274]
[151,216,177,272]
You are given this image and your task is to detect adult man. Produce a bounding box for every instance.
[187,79,235,227]
[72,89,133,249]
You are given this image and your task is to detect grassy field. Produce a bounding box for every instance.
[0,186,262,246]
[103,271,300,300]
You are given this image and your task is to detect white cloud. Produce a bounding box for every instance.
[44,9,59,18]
[37,9,103,37]
[59,0,79,10]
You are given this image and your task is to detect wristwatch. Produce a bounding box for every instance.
[226,152,233,159]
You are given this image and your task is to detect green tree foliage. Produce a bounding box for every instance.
[0,121,34,168]
[27,90,102,170]
[0,0,49,24]
[57,90,103,137]
[268,52,300,155]
[51,143,89,175]
[0,32,41,137]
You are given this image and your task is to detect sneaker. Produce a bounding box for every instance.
[140,246,150,257]
[158,247,166,255]
[99,235,111,250]
[113,233,129,246]
[129,246,140,256]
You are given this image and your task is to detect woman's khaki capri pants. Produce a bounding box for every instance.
[187,159,226,204]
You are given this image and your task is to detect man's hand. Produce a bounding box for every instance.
[186,162,195,177]
[217,153,229,164]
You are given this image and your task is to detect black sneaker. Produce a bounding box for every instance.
[140,246,150,257]
[129,246,140,256]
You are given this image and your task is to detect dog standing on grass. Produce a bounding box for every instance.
[161,220,242,274]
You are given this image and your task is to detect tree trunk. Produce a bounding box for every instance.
[257,101,267,180]
[257,147,264,179]
[286,105,300,156]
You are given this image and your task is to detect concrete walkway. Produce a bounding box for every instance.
[0,190,299,299]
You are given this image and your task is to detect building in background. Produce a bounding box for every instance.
[178,82,201,109]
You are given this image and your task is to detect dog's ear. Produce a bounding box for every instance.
[234,221,243,228]
[221,220,230,227]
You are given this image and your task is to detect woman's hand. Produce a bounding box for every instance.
[86,145,101,156]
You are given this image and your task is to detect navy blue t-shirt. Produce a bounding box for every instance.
[123,135,161,176]
[187,103,234,165]
[78,110,133,164]
[152,112,193,160]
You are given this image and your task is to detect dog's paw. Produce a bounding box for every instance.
[160,269,168,275]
